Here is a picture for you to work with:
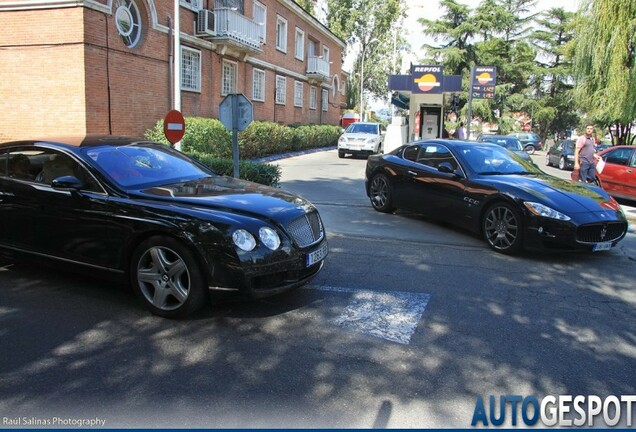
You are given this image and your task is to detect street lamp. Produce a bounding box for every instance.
[359,38,378,122]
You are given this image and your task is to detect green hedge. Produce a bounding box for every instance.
[145,117,340,159]
[188,152,281,187]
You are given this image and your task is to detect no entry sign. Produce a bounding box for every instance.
[163,110,186,144]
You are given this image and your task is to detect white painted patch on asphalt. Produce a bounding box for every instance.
[309,285,431,345]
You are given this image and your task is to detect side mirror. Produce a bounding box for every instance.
[51,175,83,191]
[438,162,455,174]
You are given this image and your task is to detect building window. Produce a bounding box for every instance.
[114,0,142,48]
[322,46,330,62]
[180,0,202,11]
[294,81,303,107]
[181,47,201,92]
[276,16,287,53]
[253,68,265,102]
[275,75,286,105]
[322,89,328,111]
[253,1,266,43]
[309,86,317,109]
[295,28,304,60]
[214,0,244,14]
[222,60,237,95]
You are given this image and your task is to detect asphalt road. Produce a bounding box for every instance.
[0,149,635,428]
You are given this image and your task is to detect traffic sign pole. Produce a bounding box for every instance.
[232,94,240,178]
[466,67,475,140]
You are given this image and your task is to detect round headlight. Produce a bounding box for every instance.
[259,227,281,250]
[232,229,256,251]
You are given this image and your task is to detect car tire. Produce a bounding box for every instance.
[338,150,345,158]
[524,145,535,155]
[558,156,566,170]
[130,235,207,318]
[545,154,552,166]
[369,173,395,213]
[482,202,523,254]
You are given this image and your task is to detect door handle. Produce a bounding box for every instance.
[627,169,633,174]
[408,170,418,176]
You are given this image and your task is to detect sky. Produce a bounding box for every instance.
[403,0,581,69]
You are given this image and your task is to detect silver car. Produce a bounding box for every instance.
[337,122,385,158]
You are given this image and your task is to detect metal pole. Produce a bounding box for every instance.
[232,95,240,178]
[465,66,475,140]
[360,51,365,121]
[173,0,182,150]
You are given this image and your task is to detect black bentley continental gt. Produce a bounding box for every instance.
[365,140,628,254]
[0,135,327,317]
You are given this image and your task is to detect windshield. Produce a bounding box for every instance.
[84,143,214,188]
[346,123,379,134]
[458,144,541,175]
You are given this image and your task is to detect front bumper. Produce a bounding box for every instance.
[207,238,328,299]
[339,142,379,154]
[523,216,628,251]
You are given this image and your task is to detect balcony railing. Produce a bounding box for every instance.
[214,7,262,51]
[306,56,330,81]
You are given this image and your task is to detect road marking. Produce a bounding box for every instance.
[309,285,431,345]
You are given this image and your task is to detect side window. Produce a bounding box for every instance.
[416,145,459,171]
[7,149,40,181]
[403,146,419,162]
[0,151,7,176]
[5,147,102,192]
[630,150,636,168]
[605,149,632,166]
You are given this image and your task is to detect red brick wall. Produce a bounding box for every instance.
[0,8,87,141]
[0,0,346,142]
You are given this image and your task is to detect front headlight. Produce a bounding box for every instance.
[338,136,347,143]
[524,202,571,221]
[232,229,256,251]
[259,227,281,250]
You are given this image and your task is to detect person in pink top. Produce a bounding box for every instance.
[574,124,599,183]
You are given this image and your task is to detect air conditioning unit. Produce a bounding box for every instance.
[196,9,215,37]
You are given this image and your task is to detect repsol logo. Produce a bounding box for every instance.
[413,66,441,73]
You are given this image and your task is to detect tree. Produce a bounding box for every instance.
[529,8,578,140]
[572,0,636,145]
[418,0,476,75]
[325,0,408,109]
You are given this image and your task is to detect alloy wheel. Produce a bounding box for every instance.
[484,204,521,253]
[136,246,191,312]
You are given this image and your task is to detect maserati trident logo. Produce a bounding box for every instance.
[600,225,607,240]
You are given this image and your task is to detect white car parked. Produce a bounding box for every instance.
[337,122,385,158]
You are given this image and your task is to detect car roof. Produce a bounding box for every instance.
[598,145,634,154]
[0,134,150,149]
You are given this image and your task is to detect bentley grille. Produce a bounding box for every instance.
[286,211,324,248]
[576,222,627,244]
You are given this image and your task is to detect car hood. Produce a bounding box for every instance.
[482,174,619,213]
[130,176,314,221]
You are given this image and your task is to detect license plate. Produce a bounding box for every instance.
[592,241,612,252]
[306,242,328,266]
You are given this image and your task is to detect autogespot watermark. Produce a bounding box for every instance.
[2,416,106,428]
[471,395,636,427]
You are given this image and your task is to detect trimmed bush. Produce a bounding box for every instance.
[146,117,232,157]
[188,151,281,187]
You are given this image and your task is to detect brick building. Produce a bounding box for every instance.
[0,0,348,141]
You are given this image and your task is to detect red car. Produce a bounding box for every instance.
[597,145,636,202]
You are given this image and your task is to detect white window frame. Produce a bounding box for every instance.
[294,81,303,107]
[253,1,267,43]
[275,75,287,105]
[180,0,202,11]
[252,68,265,102]
[181,46,201,92]
[221,60,238,96]
[276,16,288,53]
[309,86,317,110]
[295,28,305,60]
[321,88,328,112]
[322,46,330,62]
